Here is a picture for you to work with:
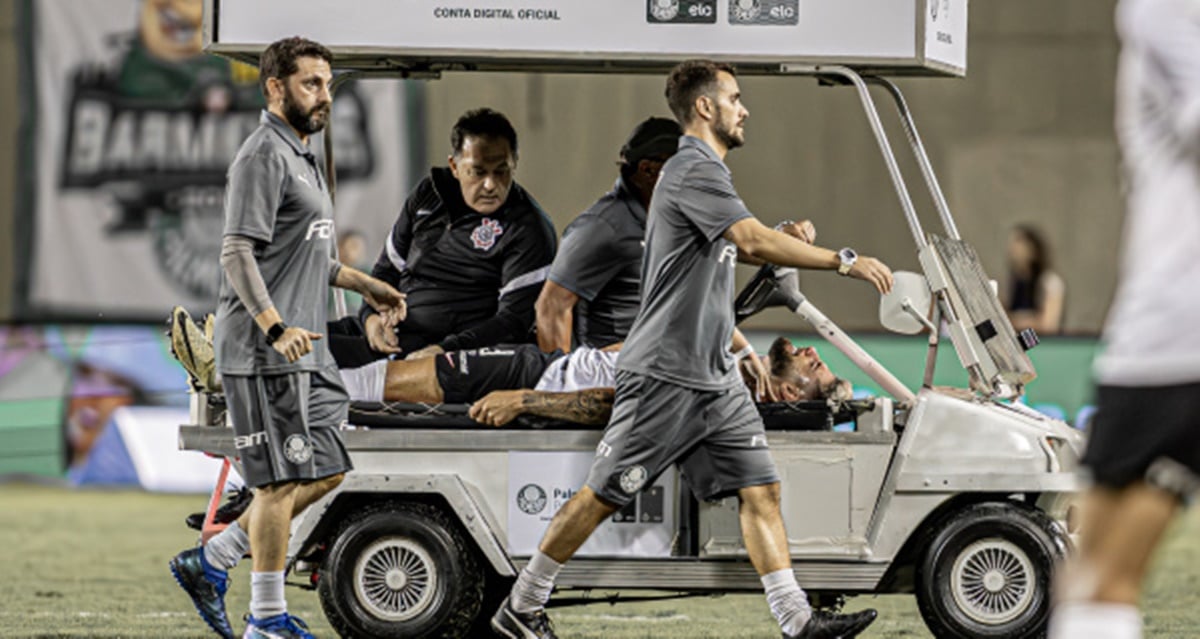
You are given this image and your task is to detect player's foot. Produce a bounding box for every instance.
[186,487,254,531]
[784,608,878,639]
[169,546,233,639]
[242,613,314,639]
[491,598,558,638]
[168,305,220,392]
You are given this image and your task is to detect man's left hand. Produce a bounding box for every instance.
[469,390,527,426]
[778,220,817,245]
[405,344,445,361]
[740,354,779,402]
[362,277,407,322]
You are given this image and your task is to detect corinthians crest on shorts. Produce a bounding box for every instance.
[471,218,505,250]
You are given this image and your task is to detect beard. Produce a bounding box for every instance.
[282,89,331,136]
[713,105,745,150]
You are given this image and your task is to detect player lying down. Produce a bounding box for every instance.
[169,306,848,428]
[338,338,850,426]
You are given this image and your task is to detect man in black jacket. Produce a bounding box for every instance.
[337,108,557,365]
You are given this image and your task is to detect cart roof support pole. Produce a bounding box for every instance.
[786,64,928,251]
[866,77,960,240]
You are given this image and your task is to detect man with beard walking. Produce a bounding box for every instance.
[168,37,405,639]
[492,59,892,639]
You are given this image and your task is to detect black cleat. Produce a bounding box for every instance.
[785,609,878,639]
[169,547,233,639]
[186,487,254,531]
[491,598,558,639]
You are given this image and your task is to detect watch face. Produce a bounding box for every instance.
[839,248,857,262]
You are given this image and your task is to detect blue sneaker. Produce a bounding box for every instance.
[169,546,233,639]
[243,613,314,639]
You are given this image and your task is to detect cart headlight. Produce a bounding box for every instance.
[1043,436,1078,473]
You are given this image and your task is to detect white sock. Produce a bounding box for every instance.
[762,568,812,636]
[204,521,250,571]
[1050,602,1142,639]
[510,551,562,613]
[249,571,287,620]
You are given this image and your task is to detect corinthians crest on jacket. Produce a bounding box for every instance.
[471,218,505,250]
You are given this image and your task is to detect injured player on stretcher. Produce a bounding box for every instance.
[338,337,851,426]
[169,306,849,428]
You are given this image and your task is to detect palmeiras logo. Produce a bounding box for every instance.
[516,483,548,515]
[619,465,648,494]
[283,434,313,464]
[57,34,376,302]
[471,218,505,251]
[649,0,679,21]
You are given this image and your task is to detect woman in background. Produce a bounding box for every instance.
[1005,224,1065,334]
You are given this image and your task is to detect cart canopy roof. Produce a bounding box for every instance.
[204,0,967,77]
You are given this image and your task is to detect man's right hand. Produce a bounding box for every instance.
[364,313,402,355]
[848,256,894,294]
[273,327,323,363]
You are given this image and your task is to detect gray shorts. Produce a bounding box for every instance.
[586,371,780,506]
[224,366,353,488]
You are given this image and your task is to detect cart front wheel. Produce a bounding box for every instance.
[318,501,483,639]
[916,501,1068,639]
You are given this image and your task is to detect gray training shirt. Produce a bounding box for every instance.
[548,176,647,348]
[215,111,336,376]
[616,136,752,390]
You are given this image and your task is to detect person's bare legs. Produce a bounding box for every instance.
[739,482,791,574]
[1052,482,1179,639]
[235,473,345,535]
[383,357,442,403]
[495,485,619,637]
[537,486,619,562]
[248,482,298,573]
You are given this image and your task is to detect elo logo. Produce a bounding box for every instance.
[769,4,796,19]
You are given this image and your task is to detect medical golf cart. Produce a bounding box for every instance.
[181,1,1084,637]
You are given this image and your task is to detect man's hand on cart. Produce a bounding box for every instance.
[848,256,894,294]
[469,389,527,426]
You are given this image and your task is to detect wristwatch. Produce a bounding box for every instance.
[837,247,858,276]
[265,321,288,345]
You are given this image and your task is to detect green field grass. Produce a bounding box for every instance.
[1,482,1197,638]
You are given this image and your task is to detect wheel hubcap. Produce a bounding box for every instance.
[950,537,1036,625]
[353,536,438,622]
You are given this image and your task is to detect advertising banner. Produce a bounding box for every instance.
[508,451,676,557]
[25,0,410,318]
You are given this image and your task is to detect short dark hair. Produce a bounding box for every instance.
[451,108,519,157]
[665,59,737,124]
[259,36,333,98]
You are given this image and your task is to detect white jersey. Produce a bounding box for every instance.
[535,348,619,393]
[1095,0,1200,386]
[337,347,619,403]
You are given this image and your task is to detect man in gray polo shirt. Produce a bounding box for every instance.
[536,117,681,351]
[167,37,404,639]
[493,60,893,639]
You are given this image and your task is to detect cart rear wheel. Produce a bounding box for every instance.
[916,501,1068,639]
[318,501,483,638]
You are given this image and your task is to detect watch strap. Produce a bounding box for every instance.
[265,322,287,345]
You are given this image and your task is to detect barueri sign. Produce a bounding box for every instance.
[206,0,968,76]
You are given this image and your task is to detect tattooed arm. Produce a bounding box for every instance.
[468,388,616,427]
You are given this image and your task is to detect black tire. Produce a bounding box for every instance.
[916,501,1069,639]
[317,501,484,639]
